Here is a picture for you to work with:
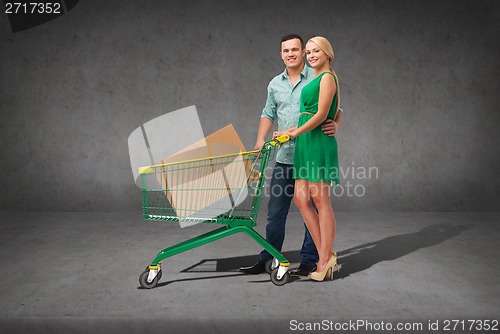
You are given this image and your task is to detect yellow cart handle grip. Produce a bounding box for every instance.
[269,134,291,146]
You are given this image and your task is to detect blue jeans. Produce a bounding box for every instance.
[259,162,319,266]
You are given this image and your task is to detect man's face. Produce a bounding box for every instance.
[280,38,305,70]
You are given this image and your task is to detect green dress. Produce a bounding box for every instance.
[293,72,340,184]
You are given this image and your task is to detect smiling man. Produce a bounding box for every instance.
[239,34,343,276]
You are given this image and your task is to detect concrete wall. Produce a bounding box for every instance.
[1,0,499,212]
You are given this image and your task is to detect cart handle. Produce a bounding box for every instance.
[267,134,291,147]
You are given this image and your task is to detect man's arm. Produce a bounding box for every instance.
[254,117,274,150]
[256,82,277,150]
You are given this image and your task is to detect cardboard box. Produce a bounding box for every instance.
[157,125,255,224]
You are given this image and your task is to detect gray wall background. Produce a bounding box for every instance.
[1,0,499,212]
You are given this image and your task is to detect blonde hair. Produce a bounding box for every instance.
[308,36,334,64]
[308,36,340,119]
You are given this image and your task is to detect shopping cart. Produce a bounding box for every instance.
[138,135,291,288]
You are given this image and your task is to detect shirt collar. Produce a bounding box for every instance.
[281,63,310,80]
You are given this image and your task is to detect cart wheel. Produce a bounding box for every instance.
[270,267,289,286]
[157,269,162,281]
[265,259,274,275]
[139,268,159,289]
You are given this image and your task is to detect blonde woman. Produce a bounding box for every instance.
[281,36,341,281]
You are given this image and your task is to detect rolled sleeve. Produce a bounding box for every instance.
[261,84,277,121]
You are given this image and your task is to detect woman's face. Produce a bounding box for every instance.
[306,41,329,68]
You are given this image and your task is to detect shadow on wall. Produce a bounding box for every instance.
[143,223,472,288]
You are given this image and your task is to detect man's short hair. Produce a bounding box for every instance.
[281,34,304,50]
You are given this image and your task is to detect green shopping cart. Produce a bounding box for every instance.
[138,135,291,288]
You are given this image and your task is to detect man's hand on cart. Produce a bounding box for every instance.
[253,138,265,156]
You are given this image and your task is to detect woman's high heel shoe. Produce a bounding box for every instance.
[309,255,337,282]
[325,252,337,280]
[309,265,333,282]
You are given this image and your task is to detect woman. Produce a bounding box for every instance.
[281,36,341,281]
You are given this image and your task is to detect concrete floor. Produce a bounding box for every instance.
[0,211,498,333]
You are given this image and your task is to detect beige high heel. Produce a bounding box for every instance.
[309,255,337,282]
[332,250,340,271]
[309,265,333,281]
[326,251,340,280]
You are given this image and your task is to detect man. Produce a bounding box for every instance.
[239,34,343,276]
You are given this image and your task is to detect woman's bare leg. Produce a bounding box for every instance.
[294,179,321,252]
[309,182,336,272]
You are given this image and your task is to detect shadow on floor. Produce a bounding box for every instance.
[145,222,472,287]
[180,250,302,273]
[334,222,472,279]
